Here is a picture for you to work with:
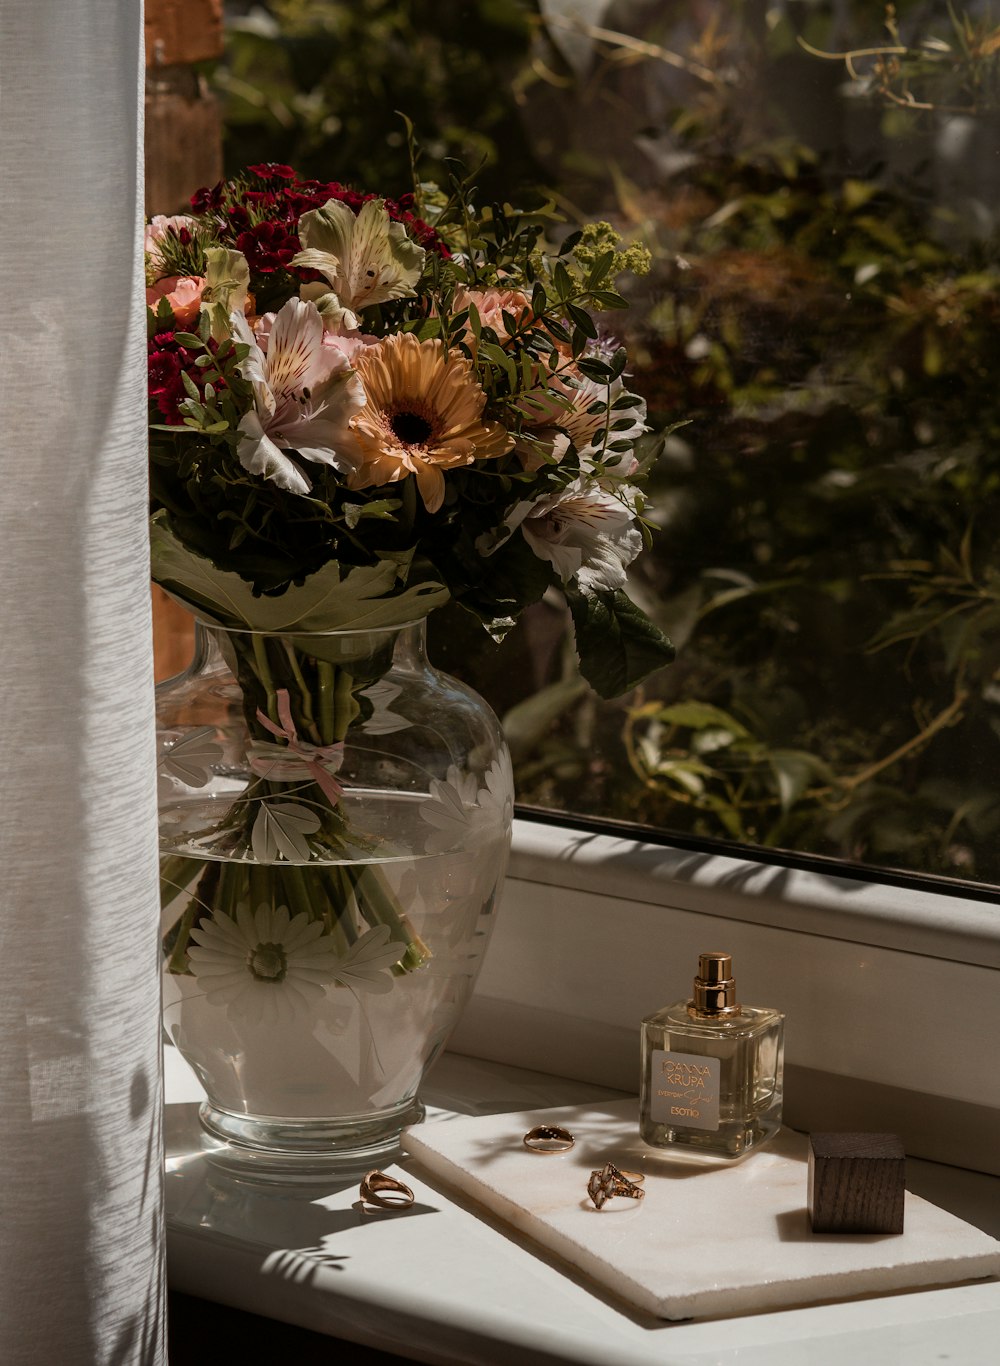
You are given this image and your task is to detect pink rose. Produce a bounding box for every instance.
[146,276,206,328]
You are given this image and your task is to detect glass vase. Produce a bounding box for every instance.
[156,617,512,1175]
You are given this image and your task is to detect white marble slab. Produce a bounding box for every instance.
[402,1097,1000,1322]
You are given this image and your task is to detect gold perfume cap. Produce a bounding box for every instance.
[690,951,740,1017]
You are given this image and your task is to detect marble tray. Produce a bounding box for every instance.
[402,1097,1000,1321]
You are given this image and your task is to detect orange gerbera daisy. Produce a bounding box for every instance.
[344,332,512,513]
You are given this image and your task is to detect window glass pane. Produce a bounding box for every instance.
[221,1,1000,888]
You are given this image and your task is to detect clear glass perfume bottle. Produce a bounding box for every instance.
[640,952,784,1158]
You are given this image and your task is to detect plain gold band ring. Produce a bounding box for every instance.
[359,1169,415,1209]
[523,1123,576,1154]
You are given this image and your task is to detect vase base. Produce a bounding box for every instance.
[198,1098,425,1180]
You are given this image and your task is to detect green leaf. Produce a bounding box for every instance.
[565,301,597,338]
[149,513,450,639]
[558,229,582,257]
[544,316,571,344]
[502,677,590,762]
[479,340,516,387]
[644,758,710,795]
[586,251,615,288]
[590,289,627,309]
[767,750,831,813]
[657,701,750,737]
[554,260,573,299]
[565,587,675,698]
[343,499,401,529]
[577,357,613,384]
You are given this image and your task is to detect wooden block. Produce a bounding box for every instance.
[808,1132,905,1234]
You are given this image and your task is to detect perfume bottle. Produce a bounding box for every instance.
[640,952,784,1158]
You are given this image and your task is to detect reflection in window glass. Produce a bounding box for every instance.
[222,2,1000,886]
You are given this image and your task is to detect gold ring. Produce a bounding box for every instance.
[523,1123,575,1154]
[587,1162,645,1210]
[359,1169,415,1209]
[615,1165,645,1184]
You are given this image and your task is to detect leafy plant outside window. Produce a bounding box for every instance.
[213,1,1000,887]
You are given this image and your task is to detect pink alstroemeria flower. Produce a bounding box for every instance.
[231,297,365,496]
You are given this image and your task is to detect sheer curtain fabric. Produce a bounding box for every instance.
[0,2,165,1363]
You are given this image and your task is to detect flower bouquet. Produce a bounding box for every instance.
[148,153,673,1157]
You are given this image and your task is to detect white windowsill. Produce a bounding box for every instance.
[505,817,1000,967]
[165,1048,1000,1366]
[164,816,1000,1362]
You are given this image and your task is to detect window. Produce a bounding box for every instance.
[142,0,1000,1201]
[219,1,1000,891]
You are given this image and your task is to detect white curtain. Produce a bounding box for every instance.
[0,3,166,1363]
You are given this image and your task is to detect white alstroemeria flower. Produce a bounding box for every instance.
[187,903,342,1027]
[199,247,251,342]
[291,198,425,329]
[231,297,365,495]
[488,476,643,593]
[516,368,646,477]
[566,374,646,475]
[419,753,514,855]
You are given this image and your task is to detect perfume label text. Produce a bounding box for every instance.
[649,1049,721,1130]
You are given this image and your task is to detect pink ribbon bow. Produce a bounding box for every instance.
[252,689,345,806]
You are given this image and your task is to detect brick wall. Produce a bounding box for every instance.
[146,0,224,678]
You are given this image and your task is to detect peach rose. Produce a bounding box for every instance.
[146,275,206,328]
[452,287,533,348]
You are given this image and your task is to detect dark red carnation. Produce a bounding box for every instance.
[147,332,226,426]
[188,165,452,276]
[190,180,224,213]
[148,349,181,397]
[235,219,300,274]
[225,204,252,233]
[247,163,296,180]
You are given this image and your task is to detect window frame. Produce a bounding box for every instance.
[450,812,1000,1177]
